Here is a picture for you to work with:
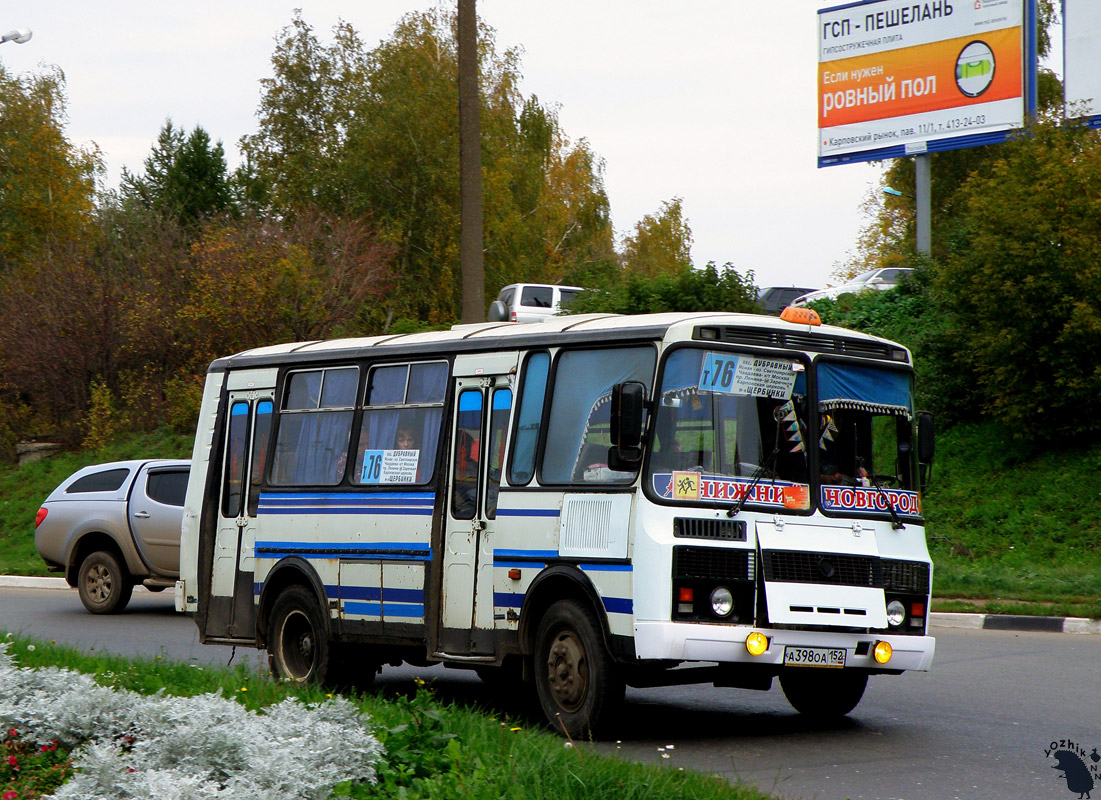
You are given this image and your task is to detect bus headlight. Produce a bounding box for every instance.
[710,586,734,618]
[873,640,893,664]
[886,600,906,627]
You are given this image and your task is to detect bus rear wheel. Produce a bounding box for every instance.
[533,599,623,739]
[269,585,331,684]
[780,668,868,718]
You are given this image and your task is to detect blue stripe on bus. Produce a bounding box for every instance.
[257,492,434,515]
[381,603,426,618]
[493,549,558,561]
[343,601,382,617]
[260,507,433,515]
[579,563,633,572]
[343,601,425,619]
[492,591,633,616]
[259,494,434,506]
[255,541,431,561]
[259,491,435,501]
[495,508,560,517]
[602,597,633,615]
[339,586,382,601]
[494,591,525,608]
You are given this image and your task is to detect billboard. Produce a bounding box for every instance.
[818,0,1031,166]
[1064,0,1101,120]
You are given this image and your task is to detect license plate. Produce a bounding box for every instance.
[783,646,846,668]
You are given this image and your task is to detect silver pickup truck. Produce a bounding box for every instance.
[35,459,191,613]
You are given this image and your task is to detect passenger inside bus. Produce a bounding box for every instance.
[451,426,480,518]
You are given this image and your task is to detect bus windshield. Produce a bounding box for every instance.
[646,348,811,510]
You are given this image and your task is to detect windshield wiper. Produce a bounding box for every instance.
[727,446,779,518]
[859,457,905,530]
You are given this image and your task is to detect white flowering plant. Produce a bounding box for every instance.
[0,643,381,799]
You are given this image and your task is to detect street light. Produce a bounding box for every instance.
[883,187,906,198]
[1,28,33,45]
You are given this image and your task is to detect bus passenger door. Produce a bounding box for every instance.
[440,368,514,655]
[209,386,274,640]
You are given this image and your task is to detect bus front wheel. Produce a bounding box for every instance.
[269,585,331,684]
[533,599,623,739]
[780,668,868,718]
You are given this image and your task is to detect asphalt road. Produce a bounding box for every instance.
[2,585,1098,800]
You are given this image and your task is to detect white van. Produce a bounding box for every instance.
[489,283,584,322]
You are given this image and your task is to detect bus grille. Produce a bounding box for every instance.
[673,546,754,582]
[763,551,930,592]
[763,551,877,587]
[881,559,931,593]
[673,517,746,542]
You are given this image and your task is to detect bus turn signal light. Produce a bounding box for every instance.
[745,631,769,656]
[873,641,893,664]
[779,307,822,326]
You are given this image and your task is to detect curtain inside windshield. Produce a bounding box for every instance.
[815,362,920,516]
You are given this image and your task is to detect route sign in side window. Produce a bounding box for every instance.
[353,361,448,486]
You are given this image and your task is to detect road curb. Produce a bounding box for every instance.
[930,611,1101,635]
[0,575,151,592]
[1,576,1096,633]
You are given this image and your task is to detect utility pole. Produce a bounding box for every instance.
[457,0,485,323]
[914,153,931,256]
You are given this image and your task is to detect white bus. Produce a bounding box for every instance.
[178,309,936,737]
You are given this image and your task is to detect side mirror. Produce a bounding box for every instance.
[608,381,646,470]
[488,300,509,322]
[917,411,935,463]
[917,411,935,490]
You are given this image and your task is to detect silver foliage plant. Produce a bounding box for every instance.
[0,643,382,799]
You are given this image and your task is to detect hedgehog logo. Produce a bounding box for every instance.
[1047,742,1101,799]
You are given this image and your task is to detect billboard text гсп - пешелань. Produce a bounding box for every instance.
[818,0,1025,163]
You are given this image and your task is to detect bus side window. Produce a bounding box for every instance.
[451,390,483,519]
[247,400,273,517]
[485,387,512,518]
[508,351,549,486]
[354,361,447,486]
[222,401,250,518]
[539,346,656,485]
[270,367,357,487]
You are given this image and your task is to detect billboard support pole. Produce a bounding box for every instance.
[915,154,931,257]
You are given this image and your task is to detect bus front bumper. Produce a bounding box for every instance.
[634,621,936,672]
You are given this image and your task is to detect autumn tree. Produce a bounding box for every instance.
[619,197,693,278]
[243,10,616,327]
[938,115,1101,441]
[0,64,100,269]
[180,211,394,367]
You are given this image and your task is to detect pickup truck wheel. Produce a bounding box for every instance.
[269,585,331,684]
[77,551,133,614]
[780,668,868,718]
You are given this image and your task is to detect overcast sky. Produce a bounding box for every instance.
[1,1,899,290]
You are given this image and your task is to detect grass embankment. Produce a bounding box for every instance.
[1,424,1099,616]
[2,635,769,800]
[925,421,1101,618]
